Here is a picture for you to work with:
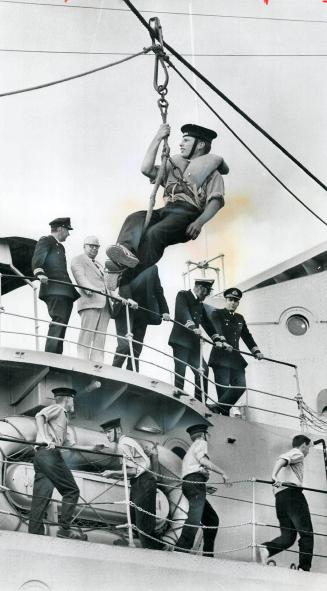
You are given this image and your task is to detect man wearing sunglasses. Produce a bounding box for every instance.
[208,287,264,416]
[71,236,111,362]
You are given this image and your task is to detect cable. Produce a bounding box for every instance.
[168,61,327,227]
[2,48,327,57]
[121,0,327,193]
[0,45,153,98]
[2,1,327,25]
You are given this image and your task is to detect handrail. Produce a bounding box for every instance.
[0,272,297,368]
[0,318,299,410]
[254,478,327,495]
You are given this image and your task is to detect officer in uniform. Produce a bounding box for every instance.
[175,423,231,556]
[105,123,228,287]
[168,278,214,401]
[208,288,263,415]
[32,218,80,354]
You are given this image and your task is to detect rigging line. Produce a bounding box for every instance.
[168,61,327,227]
[2,1,327,25]
[0,46,153,98]
[121,0,327,193]
[2,48,327,57]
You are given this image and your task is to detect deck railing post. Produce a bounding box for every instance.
[0,273,2,345]
[125,303,136,372]
[33,286,40,351]
[198,334,206,406]
[122,455,135,547]
[251,477,257,562]
[294,367,305,432]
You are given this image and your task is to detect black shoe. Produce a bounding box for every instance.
[56,527,88,541]
[106,244,139,269]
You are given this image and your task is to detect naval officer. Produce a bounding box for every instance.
[168,278,215,401]
[208,288,263,415]
[32,218,80,354]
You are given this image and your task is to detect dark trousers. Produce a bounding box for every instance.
[44,296,73,354]
[28,447,80,535]
[176,473,219,555]
[117,203,199,281]
[172,345,208,402]
[263,488,314,571]
[130,472,162,550]
[112,311,147,372]
[212,365,246,415]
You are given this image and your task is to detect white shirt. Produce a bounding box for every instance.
[274,448,304,495]
[182,438,209,478]
[118,435,150,478]
[36,404,75,447]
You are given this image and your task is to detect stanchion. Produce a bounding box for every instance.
[0,273,2,346]
[33,286,40,351]
[198,334,206,406]
[125,304,136,372]
[122,455,135,547]
[251,478,257,562]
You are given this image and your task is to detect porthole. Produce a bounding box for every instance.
[286,314,309,336]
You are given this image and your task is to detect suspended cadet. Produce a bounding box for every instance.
[105,123,229,287]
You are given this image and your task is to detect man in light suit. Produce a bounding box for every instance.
[71,236,111,362]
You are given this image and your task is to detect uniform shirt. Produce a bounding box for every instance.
[274,448,304,495]
[35,404,75,447]
[151,155,225,212]
[182,438,209,478]
[118,435,150,478]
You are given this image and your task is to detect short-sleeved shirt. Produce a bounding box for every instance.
[182,438,209,478]
[118,436,150,478]
[150,156,225,212]
[35,404,75,447]
[274,448,304,495]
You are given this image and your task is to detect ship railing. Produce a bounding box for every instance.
[0,433,326,566]
[0,272,304,425]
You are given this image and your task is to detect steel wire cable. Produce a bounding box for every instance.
[2,48,327,57]
[168,60,327,226]
[0,45,154,98]
[121,0,327,194]
[2,1,327,25]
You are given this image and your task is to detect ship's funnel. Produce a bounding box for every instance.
[134,414,162,434]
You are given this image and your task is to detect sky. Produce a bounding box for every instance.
[0,0,327,371]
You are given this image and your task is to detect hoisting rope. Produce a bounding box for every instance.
[121,0,327,194]
[143,18,170,231]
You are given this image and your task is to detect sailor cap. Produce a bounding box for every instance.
[181,124,217,143]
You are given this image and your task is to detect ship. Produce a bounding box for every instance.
[0,236,326,591]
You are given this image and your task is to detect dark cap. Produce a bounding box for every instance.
[186,423,209,436]
[49,217,73,230]
[52,387,77,398]
[181,124,217,143]
[194,278,214,290]
[224,287,242,300]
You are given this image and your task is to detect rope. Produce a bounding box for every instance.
[168,61,327,227]
[131,524,252,555]
[0,46,154,98]
[122,0,327,194]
